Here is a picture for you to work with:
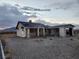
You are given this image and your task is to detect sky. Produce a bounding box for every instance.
[0,0,79,29]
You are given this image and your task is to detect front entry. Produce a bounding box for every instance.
[69,28,73,36]
[66,28,73,36]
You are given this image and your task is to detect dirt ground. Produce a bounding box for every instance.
[3,36,79,59]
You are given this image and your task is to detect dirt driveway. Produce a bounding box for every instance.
[7,37,79,59]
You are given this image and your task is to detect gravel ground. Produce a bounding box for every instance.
[7,37,79,59]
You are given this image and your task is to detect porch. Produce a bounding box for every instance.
[25,28,60,38]
[26,28,45,38]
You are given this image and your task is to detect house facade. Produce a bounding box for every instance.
[16,21,75,38]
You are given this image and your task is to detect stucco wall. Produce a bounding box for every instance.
[17,24,26,37]
[59,28,66,37]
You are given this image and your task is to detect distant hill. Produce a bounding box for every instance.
[0,27,16,33]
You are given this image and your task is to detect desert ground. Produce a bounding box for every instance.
[2,36,78,59]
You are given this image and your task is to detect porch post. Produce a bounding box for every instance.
[37,28,40,37]
[72,28,74,36]
[27,28,30,38]
[43,28,45,36]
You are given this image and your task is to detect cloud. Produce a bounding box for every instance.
[21,6,51,11]
[47,0,79,10]
[44,0,79,18]
[54,2,74,10]
[35,19,59,26]
[0,4,28,28]
[74,12,79,17]
[0,3,51,29]
[0,3,50,29]
[0,1,79,29]
[77,0,79,4]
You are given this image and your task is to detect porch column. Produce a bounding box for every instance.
[43,28,45,36]
[37,28,40,37]
[72,28,74,36]
[27,28,30,38]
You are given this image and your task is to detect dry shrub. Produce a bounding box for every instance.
[50,38,52,40]
[1,39,12,59]
[4,47,12,59]
[5,53,12,59]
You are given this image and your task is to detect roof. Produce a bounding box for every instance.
[17,21,45,28]
[16,21,75,29]
[52,24,75,28]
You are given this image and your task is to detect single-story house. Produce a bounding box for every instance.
[16,20,75,38]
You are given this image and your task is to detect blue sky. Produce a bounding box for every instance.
[0,0,79,29]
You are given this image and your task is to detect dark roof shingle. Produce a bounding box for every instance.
[18,21,45,28]
[52,24,75,28]
[17,21,75,29]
